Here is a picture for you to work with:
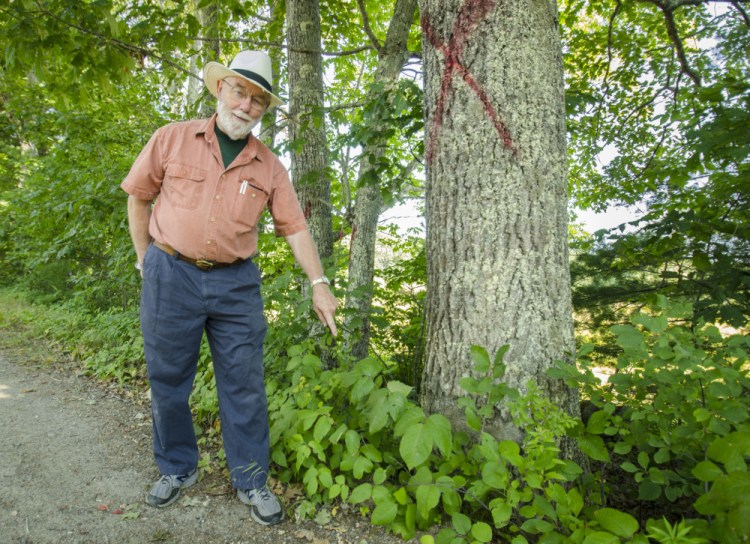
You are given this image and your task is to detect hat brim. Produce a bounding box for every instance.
[203,61,284,109]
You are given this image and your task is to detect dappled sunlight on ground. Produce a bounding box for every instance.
[0,383,12,399]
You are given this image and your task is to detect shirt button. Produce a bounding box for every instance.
[215,195,221,200]
[210,217,216,222]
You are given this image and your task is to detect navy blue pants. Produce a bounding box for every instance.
[140,243,269,490]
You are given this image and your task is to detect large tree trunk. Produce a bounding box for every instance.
[345,0,418,359]
[286,0,333,258]
[419,0,578,440]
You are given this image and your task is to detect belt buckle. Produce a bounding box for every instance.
[195,259,214,271]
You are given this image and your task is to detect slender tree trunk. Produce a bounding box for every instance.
[260,0,285,149]
[189,4,220,117]
[286,0,333,258]
[419,0,579,440]
[345,0,418,359]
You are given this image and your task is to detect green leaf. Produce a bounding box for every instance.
[387,380,413,397]
[303,466,319,495]
[613,442,632,455]
[653,448,670,464]
[694,407,711,422]
[470,345,491,373]
[372,499,398,525]
[393,487,409,505]
[459,376,480,394]
[471,521,493,542]
[349,483,372,504]
[499,440,523,466]
[425,414,453,455]
[533,495,557,521]
[491,499,513,525]
[482,461,509,489]
[318,467,333,488]
[452,512,472,535]
[638,480,662,501]
[345,430,361,454]
[520,518,555,534]
[611,325,648,357]
[568,488,584,516]
[394,406,426,437]
[695,472,750,515]
[353,455,374,478]
[416,483,441,519]
[373,467,387,485]
[351,376,375,402]
[593,508,639,538]
[400,423,433,469]
[465,406,482,431]
[586,410,608,434]
[577,434,611,462]
[581,532,619,544]
[692,460,724,482]
[637,451,650,469]
[369,396,390,433]
[313,416,332,443]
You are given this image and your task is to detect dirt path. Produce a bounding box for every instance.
[0,343,405,544]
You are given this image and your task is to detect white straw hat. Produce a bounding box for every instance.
[203,51,283,109]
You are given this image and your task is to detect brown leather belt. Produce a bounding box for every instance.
[152,241,243,271]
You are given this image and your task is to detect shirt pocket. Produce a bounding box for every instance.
[230,179,270,227]
[163,163,207,209]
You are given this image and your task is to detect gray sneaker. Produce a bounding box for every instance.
[146,469,198,508]
[237,486,284,525]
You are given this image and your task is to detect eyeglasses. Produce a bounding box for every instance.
[222,79,269,110]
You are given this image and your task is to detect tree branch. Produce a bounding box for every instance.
[31,1,200,81]
[324,101,366,112]
[730,0,750,26]
[636,0,703,86]
[660,4,702,85]
[356,0,383,53]
[594,0,623,143]
[185,36,375,57]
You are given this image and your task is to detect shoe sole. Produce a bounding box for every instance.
[250,508,283,526]
[146,471,199,508]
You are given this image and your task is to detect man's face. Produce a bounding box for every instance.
[216,77,270,140]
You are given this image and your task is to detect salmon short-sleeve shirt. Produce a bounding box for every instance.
[121,115,307,262]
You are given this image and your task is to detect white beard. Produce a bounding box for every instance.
[216,99,260,140]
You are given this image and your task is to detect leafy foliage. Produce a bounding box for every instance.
[565,0,750,338]
[4,285,749,543]
[1,0,749,541]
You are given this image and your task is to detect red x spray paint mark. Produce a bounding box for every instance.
[422,0,518,163]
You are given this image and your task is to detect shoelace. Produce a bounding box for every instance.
[256,487,271,502]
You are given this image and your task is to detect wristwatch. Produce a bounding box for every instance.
[310,275,330,287]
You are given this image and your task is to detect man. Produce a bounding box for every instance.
[121,50,338,526]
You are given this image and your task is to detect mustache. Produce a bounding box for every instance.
[232,110,253,122]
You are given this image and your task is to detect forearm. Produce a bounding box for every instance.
[284,229,326,282]
[285,228,339,335]
[127,195,153,265]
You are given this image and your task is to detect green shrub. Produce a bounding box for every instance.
[557,295,750,543]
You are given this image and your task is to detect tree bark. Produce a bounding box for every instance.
[286,0,333,259]
[187,2,219,117]
[345,0,418,359]
[419,0,579,441]
[260,0,285,149]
